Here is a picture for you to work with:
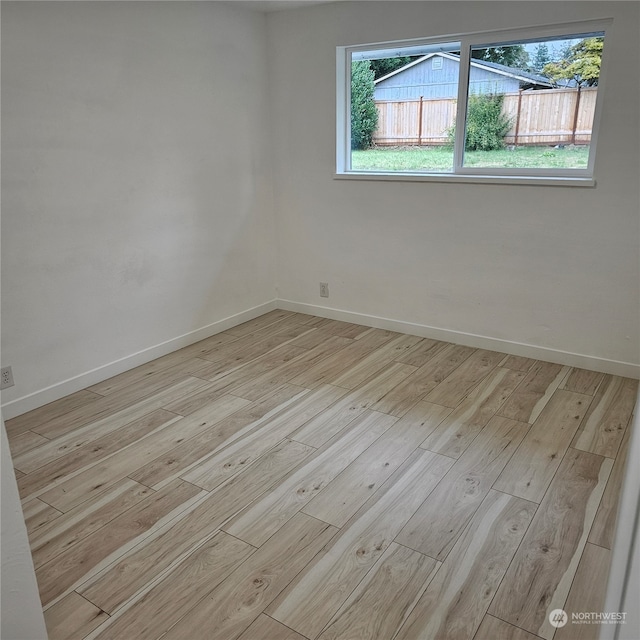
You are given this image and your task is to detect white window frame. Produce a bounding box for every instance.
[336,19,612,186]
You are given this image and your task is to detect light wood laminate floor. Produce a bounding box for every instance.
[6,310,638,640]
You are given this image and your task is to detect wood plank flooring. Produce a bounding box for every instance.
[6,309,638,640]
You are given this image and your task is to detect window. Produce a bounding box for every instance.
[336,20,611,185]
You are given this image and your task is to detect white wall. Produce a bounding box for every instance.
[1,418,47,640]
[1,1,277,416]
[2,0,637,417]
[268,1,640,374]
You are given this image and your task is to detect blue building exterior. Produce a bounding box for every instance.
[374,53,552,101]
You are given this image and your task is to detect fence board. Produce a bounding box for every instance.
[373,88,596,147]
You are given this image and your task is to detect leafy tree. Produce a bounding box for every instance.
[351,61,378,150]
[543,37,603,86]
[557,41,574,62]
[370,57,415,81]
[472,45,529,69]
[530,43,552,73]
[451,93,512,151]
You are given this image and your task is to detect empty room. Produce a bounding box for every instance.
[1,1,639,639]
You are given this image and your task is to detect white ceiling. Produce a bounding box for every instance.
[229,0,338,12]
[20,0,339,7]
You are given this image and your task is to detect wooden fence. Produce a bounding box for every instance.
[373,87,597,147]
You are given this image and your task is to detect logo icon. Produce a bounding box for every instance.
[549,609,568,628]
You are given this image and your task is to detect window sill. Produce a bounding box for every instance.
[334,172,596,187]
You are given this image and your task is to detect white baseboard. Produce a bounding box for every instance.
[3,297,637,420]
[277,299,640,379]
[0,300,278,420]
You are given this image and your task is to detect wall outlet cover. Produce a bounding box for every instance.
[1,367,15,390]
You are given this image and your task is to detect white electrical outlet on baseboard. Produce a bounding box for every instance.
[320,282,329,298]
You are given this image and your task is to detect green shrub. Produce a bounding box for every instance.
[464,93,512,151]
[351,61,378,150]
[448,93,512,151]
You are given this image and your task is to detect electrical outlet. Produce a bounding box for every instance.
[1,366,15,390]
[320,282,329,298]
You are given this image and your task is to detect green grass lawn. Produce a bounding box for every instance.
[351,145,590,172]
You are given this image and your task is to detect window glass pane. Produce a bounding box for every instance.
[350,42,461,173]
[462,33,604,170]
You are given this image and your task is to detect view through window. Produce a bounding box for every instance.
[342,22,608,181]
